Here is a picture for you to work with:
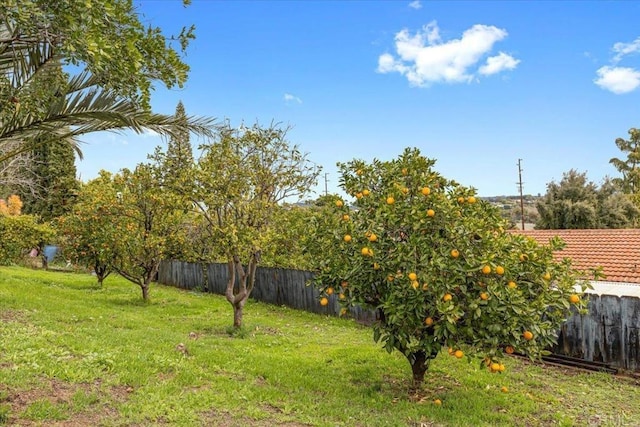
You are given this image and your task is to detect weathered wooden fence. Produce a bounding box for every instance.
[157,260,377,323]
[554,294,640,371]
[158,260,640,372]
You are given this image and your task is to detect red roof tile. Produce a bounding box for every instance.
[512,229,640,284]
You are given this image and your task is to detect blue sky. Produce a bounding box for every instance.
[78,0,640,198]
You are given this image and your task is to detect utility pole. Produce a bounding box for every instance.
[324,173,329,196]
[517,159,525,231]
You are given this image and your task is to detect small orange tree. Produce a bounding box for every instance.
[311,148,590,388]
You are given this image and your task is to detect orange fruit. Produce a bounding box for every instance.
[368,233,377,242]
[481,265,492,275]
[343,235,352,243]
[448,347,454,355]
[411,280,419,290]
[402,168,408,176]
[427,209,435,217]
[401,187,409,195]
[480,292,489,301]
[422,283,428,291]
[408,272,418,281]
[387,274,394,282]
[339,293,346,300]
[519,253,528,262]
[498,364,506,372]
[500,386,508,393]
[326,287,334,295]
[543,272,551,281]
[450,249,460,258]
[507,281,517,289]
[361,247,372,256]
[335,200,343,207]
[362,189,370,196]
[421,187,431,196]
[569,294,580,304]
[355,192,363,199]
[425,317,434,326]
[490,363,501,373]
[356,169,363,176]
[433,399,442,405]
[386,196,395,205]
[495,266,505,275]
[467,196,477,204]
[523,330,534,341]
[505,345,515,354]
[443,293,452,302]
[320,297,329,306]
[454,350,464,359]
[373,262,381,270]
[340,280,348,288]
[342,214,350,221]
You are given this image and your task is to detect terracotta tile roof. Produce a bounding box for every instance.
[512,229,640,285]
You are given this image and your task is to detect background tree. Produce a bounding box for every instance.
[192,122,320,328]
[610,128,640,201]
[311,148,589,389]
[535,170,599,229]
[536,170,639,229]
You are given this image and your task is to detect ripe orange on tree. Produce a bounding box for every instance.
[320,297,329,306]
[507,281,517,289]
[495,266,505,275]
[386,196,395,205]
[362,189,370,196]
[342,214,350,221]
[343,234,352,243]
[450,249,460,258]
[408,272,418,281]
[443,293,452,302]
[411,280,419,290]
[523,330,534,341]
[421,187,431,196]
[505,345,515,354]
[427,209,435,217]
[425,317,434,326]
[326,287,334,295]
[480,292,489,301]
[335,200,344,207]
[368,233,377,242]
[467,196,477,204]
[569,294,580,304]
[482,265,492,275]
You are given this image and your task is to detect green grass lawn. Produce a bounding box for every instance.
[0,266,639,426]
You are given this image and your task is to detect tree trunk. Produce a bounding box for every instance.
[410,350,429,389]
[141,284,150,300]
[233,301,245,328]
[200,262,209,292]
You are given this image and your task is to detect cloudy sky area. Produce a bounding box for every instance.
[79,0,640,197]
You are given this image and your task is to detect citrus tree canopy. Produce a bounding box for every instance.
[312,148,590,387]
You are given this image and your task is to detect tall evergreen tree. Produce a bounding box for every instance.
[164,101,194,191]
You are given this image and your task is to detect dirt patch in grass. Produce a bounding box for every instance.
[0,309,27,323]
[0,378,130,426]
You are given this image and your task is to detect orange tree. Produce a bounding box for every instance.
[311,148,590,388]
[56,172,119,286]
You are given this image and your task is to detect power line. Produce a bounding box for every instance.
[517,159,525,231]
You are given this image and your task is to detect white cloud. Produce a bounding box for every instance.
[479,52,520,75]
[594,66,640,94]
[283,93,302,104]
[612,36,640,63]
[408,0,422,10]
[377,21,518,86]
